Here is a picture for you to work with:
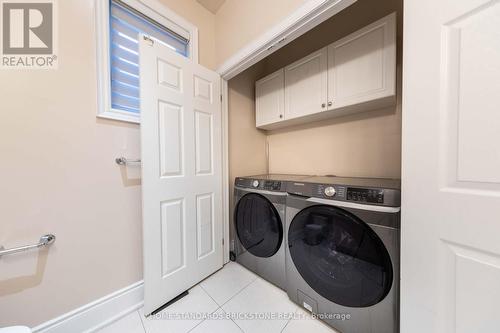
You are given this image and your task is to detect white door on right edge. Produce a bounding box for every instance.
[402,1,500,333]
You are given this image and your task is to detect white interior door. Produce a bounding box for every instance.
[402,1,500,332]
[140,36,223,315]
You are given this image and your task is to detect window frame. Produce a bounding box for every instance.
[96,0,198,123]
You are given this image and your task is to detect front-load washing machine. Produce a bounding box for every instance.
[285,176,401,333]
[232,174,310,290]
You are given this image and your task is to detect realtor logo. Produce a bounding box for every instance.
[1,0,57,69]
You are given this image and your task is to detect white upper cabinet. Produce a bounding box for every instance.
[284,48,328,120]
[255,69,285,127]
[255,13,396,130]
[327,13,396,111]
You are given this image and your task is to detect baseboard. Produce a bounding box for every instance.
[32,281,144,333]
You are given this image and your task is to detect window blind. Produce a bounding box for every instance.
[110,0,189,114]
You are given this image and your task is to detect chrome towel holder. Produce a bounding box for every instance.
[115,157,141,166]
[0,234,56,258]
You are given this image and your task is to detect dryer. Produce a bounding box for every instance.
[232,174,310,290]
[285,176,401,333]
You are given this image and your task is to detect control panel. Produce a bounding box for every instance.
[235,178,284,191]
[263,180,282,191]
[286,181,399,207]
[347,187,384,204]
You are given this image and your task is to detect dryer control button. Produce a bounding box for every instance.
[324,186,336,197]
[252,180,260,188]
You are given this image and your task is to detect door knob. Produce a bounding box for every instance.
[321,103,326,108]
[279,114,283,119]
[328,101,332,106]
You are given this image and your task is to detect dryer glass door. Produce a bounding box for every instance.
[235,193,283,258]
[288,205,393,307]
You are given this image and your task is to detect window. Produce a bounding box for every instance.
[96,0,198,123]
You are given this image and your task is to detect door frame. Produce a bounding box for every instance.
[216,0,358,263]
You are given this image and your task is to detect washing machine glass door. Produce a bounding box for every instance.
[235,193,283,258]
[288,205,393,308]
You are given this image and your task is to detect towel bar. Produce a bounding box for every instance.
[115,157,141,166]
[0,234,56,258]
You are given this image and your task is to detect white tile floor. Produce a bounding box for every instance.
[97,262,337,333]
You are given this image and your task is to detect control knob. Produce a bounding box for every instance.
[324,186,336,197]
[252,180,260,188]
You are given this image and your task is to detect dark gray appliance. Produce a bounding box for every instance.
[232,174,310,289]
[285,176,401,333]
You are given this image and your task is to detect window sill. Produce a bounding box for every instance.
[97,110,140,124]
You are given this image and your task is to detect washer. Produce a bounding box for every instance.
[232,174,310,290]
[285,176,400,333]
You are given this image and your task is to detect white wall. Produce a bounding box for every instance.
[0,0,215,327]
[227,63,269,242]
[215,0,308,67]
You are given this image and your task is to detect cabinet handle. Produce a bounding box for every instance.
[328,101,332,106]
[321,103,326,108]
[279,114,283,119]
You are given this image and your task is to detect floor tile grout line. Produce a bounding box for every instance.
[198,264,256,333]
[200,263,259,309]
[218,275,259,309]
[231,274,303,333]
[186,304,222,333]
[279,304,301,333]
[221,276,289,333]
[136,310,148,333]
[199,283,223,308]
[280,316,293,333]
[185,285,222,333]
[228,316,246,333]
[196,287,245,333]
[138,309,148,333]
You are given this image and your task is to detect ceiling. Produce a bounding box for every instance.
[196,0,226,14]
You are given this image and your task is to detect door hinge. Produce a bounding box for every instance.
[220,94,223,102]
[222,238,224,246]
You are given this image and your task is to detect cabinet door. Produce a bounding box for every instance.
[284,47,328,120]
[328,13,396,110]
[256,69,284,128]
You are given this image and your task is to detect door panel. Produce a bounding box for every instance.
[141,36,223,315]
[158,59,182,91]
[196,193,215,259]
[402,1,500,332]
[443,2,500,185]
[284,48,328,120]
[159,101,183,177]
[194,110,213,175]
[160,198,185,276]
[194,75,213,103]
